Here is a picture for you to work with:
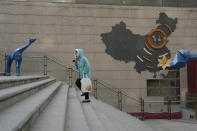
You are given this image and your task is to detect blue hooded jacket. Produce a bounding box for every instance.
[75,49,92,79]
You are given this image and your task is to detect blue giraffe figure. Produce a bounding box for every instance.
[6,38,36,76]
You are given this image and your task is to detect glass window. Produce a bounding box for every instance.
[147,70,180,98]
[147,80,159,87]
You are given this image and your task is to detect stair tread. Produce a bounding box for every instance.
[0,76,48,83]
[29,83,69,131]
[91,99,122,131]
[76,89,106,131]
[91,98,155,131]
[0,78,55,101]
[0,81,61,131]
[65,88,90,131]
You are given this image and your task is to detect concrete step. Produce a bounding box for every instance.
[76,89,106,131]
[89,98,121,131]
[92,106,119,131]
[0,72,5,76]
[91,98,155,131]
[29,83,69,131]
[0,81,61,131]
[0,78,55,111]
[65,88,90,131]
[75,88,121,131]
[0,75,49,89]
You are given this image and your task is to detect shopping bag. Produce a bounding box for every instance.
[81,77,92,93]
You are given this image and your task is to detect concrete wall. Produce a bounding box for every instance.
[0,1,196,99]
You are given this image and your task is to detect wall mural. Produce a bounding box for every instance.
[101,12,178,75]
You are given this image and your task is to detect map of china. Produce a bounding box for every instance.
[101,12,178,74]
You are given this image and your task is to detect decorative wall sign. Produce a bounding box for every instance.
[101,12,177,74]
[158,49,197,70]
[147,29,167,49]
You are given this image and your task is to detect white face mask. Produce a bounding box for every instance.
[75,49,79,58]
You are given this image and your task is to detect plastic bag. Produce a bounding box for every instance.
[81,77,92,93]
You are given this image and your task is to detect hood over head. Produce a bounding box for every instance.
[75,48,84,59]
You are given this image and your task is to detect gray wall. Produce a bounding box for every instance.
[5,0,197,8]
[0,1,196,99]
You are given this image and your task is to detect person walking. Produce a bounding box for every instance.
[74,49,92,103]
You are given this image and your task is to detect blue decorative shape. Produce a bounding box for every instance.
[159,50,197,70]
[6,38,36,76]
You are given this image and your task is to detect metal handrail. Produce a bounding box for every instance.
[144,98,197,103]
[0,51,6,57]
[47,56,69,69]
[121,92,140,102]
[30,56,197,121]
[97,80,119,94]
[1,51,197,120]
[1,52,197,103]
[97,78,139,101]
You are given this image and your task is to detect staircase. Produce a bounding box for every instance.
[0,76,155,131]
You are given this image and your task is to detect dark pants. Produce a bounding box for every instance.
[75,79,89,100]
